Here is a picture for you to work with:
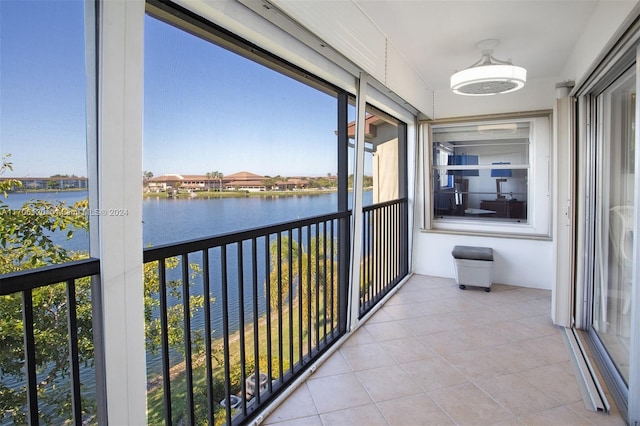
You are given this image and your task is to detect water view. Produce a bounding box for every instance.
[1,190,371,380]
[2,190,370,248]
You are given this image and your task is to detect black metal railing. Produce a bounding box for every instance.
[143,211,350,425]
[359,198,409,317]
[0,258,101,426]
[0,199,410,425]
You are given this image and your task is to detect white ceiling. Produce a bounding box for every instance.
[353,0,602,91]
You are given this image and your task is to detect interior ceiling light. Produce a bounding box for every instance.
[451,39,526,96]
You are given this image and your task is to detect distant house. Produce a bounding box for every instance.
[0,176,88,190]
[222,171,268,192]
[274,178,308,190]
[148,174,212,192]
[147,171,316,193]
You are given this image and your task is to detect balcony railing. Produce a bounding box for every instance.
[0,199,409,426]
[142,211,351,425]
[0,258,101,426]
[359,198,409,317]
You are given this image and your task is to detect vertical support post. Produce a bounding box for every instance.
[398,122,409,275]
[552,96,575,328]
[348,73,368,329]
[96,1,147,423]
[22,290,39,426]
[84,0,108,423]
[337,91,349,334]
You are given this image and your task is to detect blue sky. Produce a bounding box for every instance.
[1,1,353,179]
[0,0,88,178]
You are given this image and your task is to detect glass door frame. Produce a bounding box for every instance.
[575,42,640,425]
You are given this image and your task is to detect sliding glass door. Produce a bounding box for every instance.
[578,37,640,423]
[592,66,635,386]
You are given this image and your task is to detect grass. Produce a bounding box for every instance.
[146,289,338,425]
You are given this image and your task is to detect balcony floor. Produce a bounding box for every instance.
[264,274,626,425]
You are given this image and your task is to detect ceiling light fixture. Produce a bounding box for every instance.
[450,40,526,96]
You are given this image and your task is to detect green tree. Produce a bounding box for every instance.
[212,171,223,192]
[0,155,91,423]
[0,155,206,424]
[266,235,338,330]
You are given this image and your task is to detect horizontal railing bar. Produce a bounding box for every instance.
[0,258,100,295]
[362,197,407,212]
[143,211,351,262]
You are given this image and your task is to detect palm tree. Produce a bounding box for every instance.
[267,235,338,339]
[213,171,223,192]
[205,172,212,191]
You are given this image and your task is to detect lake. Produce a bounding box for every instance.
[1,190,370,248]
[2,190,371,378]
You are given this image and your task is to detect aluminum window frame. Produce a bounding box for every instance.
[422,110,553,239]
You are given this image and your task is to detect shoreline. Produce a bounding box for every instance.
[142,188,338,200]
[141,188,373,200]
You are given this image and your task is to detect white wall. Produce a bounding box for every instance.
[413,231,553,289]
[433,76,557,120]
[413,138,554,289]
[561,1,639,86]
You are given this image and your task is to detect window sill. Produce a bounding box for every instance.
[423,220,552,241]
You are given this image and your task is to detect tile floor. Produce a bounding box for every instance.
[264,274,627,425]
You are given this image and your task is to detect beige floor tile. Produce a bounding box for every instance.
[384,289,434,305]
[419,329,477,355]
[566,401,627,426]
[429,382,516,425]
[438,346,512,380]
[379,336,437,363]
[320,403,388,426]
[490,319,548,342]
[474,287,544,304]
[514,315,559,338]
[440,295,489,312]
[488,341,554,372]
[518,405,597,425]
[518,334,571,365]
[363,320,414,342]
[397,315,450,336]
[365,307,396,324]
[264,414,323,426]
[517,361,582,405]
[340,342,396,371]
[382,301,449,320]
[476,373,563,416]
[377,393,454,425]
[398,312,478,337]
[263,384,318,424]
[421,287,463,302]
[429,325,511,355]
[462,306,527,325]
[517,297,554,316]
[341,326,375,347]
[480,300,546,321]
[306,373,372,414]
[400,357,468,392]
[490,418,527,426]
[311,351,352,379]
[355,364,423,402]
[265,275,627,426]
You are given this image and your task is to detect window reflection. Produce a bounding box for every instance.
[431,121,530,221]
[593,68,635,385]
